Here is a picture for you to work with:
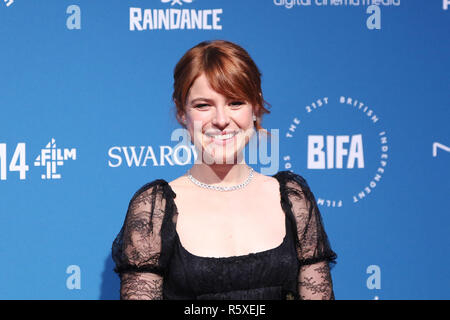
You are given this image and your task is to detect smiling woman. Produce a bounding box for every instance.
[172,40,271,134]
[172,40,273,166]
[112,39,337,300]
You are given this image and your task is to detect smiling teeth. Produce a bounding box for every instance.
[208,132,236,140]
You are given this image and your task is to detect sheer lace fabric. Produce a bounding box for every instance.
[112,180,173,300]
[112,171,337,300]
[281,173,337,299]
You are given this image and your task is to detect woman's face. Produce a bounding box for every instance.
[182,73,256,165]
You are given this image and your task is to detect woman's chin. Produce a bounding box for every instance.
[198,143,245,165]
[202,149,240,165]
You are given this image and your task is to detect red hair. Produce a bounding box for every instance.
[172,40,271,134]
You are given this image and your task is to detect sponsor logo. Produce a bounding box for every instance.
[107,128,280,175]
[162,0,193,5]
[0,138,76,181]
[107,145,196,167]
[130,0,223,31]
[283,95,389,207]
[3,0,14,7]
[34,138,77,180]
[273,0,400,9]
[273,0,400,28]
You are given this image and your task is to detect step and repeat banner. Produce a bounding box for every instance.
[0,0,449,300]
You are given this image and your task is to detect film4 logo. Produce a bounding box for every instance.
[0,138,77,181]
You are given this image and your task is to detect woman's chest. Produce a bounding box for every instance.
[171,180,286,258]
[164,240,299,299]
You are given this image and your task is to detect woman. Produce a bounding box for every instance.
[112,40,337,300]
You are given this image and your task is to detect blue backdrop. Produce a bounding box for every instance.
[0,0,449,300]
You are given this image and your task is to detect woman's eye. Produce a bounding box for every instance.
[194,104,209,109]
[230,101,244,107]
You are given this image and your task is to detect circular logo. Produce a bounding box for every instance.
[282,95,389,208]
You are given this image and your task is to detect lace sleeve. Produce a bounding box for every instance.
[111,181,168,300]
[283,171,337,300]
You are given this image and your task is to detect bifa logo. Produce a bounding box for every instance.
[0,138,76,181]
[283,95,389,208]
[130,0,223,31]
[307,134,364,169]
[444,0,450,10]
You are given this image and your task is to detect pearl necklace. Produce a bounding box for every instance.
[187,167,254,192]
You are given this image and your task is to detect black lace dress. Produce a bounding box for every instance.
[112,170,337,300]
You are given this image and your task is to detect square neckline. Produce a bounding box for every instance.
[165,172,289,261]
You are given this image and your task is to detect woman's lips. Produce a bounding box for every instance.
[206,132,238,146]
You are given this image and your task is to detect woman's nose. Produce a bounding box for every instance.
[212,106,230,128]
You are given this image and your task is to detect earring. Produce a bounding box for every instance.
[252,114,257,122]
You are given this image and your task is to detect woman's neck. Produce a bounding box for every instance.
[187,163,252,187]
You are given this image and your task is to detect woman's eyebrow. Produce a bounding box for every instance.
[189,97,245,106]
[189,97,215,105]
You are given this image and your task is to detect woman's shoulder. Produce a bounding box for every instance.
[128,177,174,205]
[270,170,317,199]
[272,170,309,186]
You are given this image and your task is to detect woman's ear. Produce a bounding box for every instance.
[177,110,186,127]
